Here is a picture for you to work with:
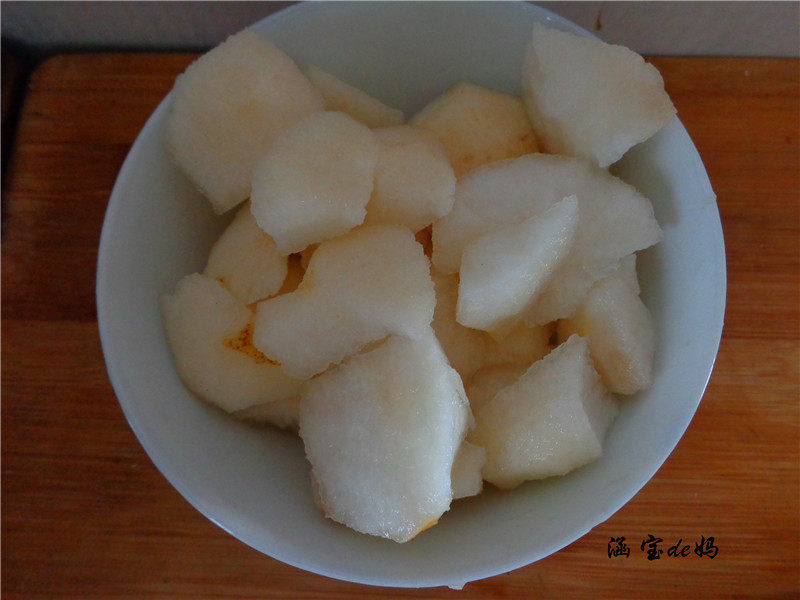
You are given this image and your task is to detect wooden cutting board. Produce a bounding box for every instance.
[2,55,798,599]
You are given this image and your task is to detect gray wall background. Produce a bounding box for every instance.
[2,1,799,57]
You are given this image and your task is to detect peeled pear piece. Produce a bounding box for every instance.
[558,259,655,394]
[457,196,579,331]
[253,225,435,379]
[365,126,456,232]
[433,154,661,276]
[299,332,470,543]
[160,273,303,423]
[250,111,379,254]
[305,65,404,127]
[523,262,608,327]
[410,81,539,177]
[486,319,554,366]
[451,441,486,500]
[431,269,551,381]
[465,363,527,414]
[203,202,287,304]
[433,154,661,325]
[165,30,324,213]
[431,269,494,380]
[522,23,676,168]
[472,335,618,489]
[526,250,640,327]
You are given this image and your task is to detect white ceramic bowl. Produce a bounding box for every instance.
[97,2,726,588]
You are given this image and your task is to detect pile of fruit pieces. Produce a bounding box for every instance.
[161,23,675,543]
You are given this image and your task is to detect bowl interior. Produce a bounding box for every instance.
[97,2,726,588]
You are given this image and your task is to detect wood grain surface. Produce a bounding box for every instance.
[2,54,798,599]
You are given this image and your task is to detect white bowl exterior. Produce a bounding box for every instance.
[97,2,726,588]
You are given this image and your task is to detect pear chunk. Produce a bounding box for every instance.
[203,203,287,304]
[558,260,655,394]
[487,320,554,366]
[432,154,661,325]
[526,249,639,327]
[431,270,551,382]
[522,23,676,168]
[253,225,435,379]
[165,30,324,213]
[451,441,486,500]
[305,65,404,127]
[250,111,379,254]
[365,126,456,232]
[457,196,578,331]
[410,81,539,177]
[472,335,617,489]
[465,363,528,414]
[431,270,494,380]
[433,154,661,276]
[299,332,470,543]
[160,273,303,423]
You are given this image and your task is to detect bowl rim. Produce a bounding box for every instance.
[96,1,727,588]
